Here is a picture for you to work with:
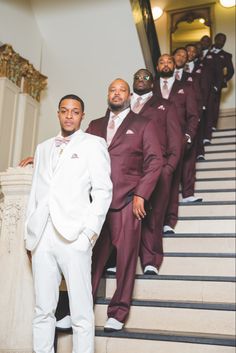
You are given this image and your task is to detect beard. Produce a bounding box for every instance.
[158,70,174,78]
[108,98,130,112]
[133,87,152,95]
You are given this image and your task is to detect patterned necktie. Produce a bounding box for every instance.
[175,70,180,80]
[107,115,119,146]
[132,96,143,113]
[162,80,169,99]
[55,136,70,147]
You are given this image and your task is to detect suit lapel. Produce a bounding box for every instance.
[108,112,134,150]
[169,80,180,98]
[53,130,84,174]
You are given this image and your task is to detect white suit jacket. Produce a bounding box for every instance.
[25,129,112,251]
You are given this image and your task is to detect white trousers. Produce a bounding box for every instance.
[32,218,94,353]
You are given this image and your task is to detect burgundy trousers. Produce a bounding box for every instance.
[92,201,141,323]
[140,167,173,270]
[181,137,198,198]
[164,141,185,228]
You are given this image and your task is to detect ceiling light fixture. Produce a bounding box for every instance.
[219,0,235,7]
[152,6,163,20]
[199,18,206,23]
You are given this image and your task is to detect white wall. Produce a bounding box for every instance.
[31,0,145,142]
[0,0,42,69]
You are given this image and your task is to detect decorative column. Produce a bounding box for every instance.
[0,167,34,353]
[0,77,20,171]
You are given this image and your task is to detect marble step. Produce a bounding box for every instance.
[203,151,236,160]
[211,136,236,144]
[94,299,236,335]
[56,329,236,353]
[196,159,236,169]
[178,202,235,217]
[192,190,235,202]
[162,235,235,253]
[196,168,235,178]
[212,129,236,137]
[135,256,235,277]
[195,177,235,189]
[175,218,235,233]
[105,275,236,303]
[205,143,235,152]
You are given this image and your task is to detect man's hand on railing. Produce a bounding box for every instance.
[19,156,34,167]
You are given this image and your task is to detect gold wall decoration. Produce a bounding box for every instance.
[0,44,47,102]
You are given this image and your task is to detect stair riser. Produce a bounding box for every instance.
[163,237,236,254]
[196,170,235,178]
[105,279,236,303]
[136,257,236,276]
[95,305,236,335]
[56,336,236,353]
[205,144,235,151]
[178,204,235,217]
[204,152,236,159]
[211,137,236,144]
[194,180,235,190]
[212,130,236,137]
[192,192,235,202]
[175,219,235,234]
[217,117,236,129]
[196,160,236,169]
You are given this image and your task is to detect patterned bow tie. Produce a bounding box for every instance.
[55,136,71,147]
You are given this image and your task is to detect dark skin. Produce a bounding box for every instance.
[133,69,154,95]
[107,79,146,221]
[214,34,226,49]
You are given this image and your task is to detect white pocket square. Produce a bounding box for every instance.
[187,77,193,82]
[126,129,134,134]
[178,89,184,94]
[157,105,165,110]
[71,153,79,159]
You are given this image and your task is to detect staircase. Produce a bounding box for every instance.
[57,117,236,353]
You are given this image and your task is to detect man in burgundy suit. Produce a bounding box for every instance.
[210,33,234,129]
[198,35,223,144]
[172,47,203,204]
[87,78,163,331]
[153,54,199,233]
[130,69,182,275]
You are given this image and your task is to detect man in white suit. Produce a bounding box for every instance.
[25,94,112,353]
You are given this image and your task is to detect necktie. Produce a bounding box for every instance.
[175,70,180,80]
[107,115,119,146]
[185,64,190,72]
[162,80,169,99]
[55,136,70,147]
[132,96,143,113]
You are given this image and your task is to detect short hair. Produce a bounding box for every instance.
[58,94,85,112]
[172,47,187,56]
[185,43,197,49]
[215,33,226,40]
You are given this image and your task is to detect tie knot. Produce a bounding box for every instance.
[55,136,70,147]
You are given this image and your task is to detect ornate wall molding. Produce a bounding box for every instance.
[0,44,47,102]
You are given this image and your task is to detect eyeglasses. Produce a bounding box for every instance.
[134,75,151,81]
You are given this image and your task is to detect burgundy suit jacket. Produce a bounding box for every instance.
[86,111,163,210]
[154,79,199,140]
[181,71,203,112]
[137,95,182,173]
[213,49,234,88]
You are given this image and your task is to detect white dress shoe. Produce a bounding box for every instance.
[197,154,205,161]
[144,265,159,275]
[56,315,72,329]
[203,139,211,145]
[182,196,203,203]
[104,317,124,332]
[163,225,175,234]
[106,266,117,274]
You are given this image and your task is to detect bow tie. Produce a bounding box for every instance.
[55,136,71,147]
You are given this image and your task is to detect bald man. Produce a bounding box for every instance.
[87,78,163,331]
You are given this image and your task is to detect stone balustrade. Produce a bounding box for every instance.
[0,167,34,353]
